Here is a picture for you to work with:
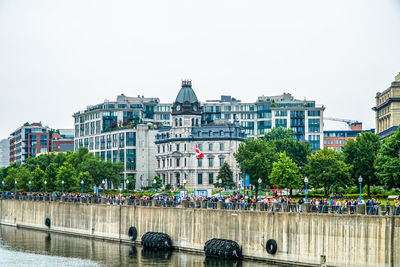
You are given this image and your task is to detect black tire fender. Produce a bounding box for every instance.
[266,239,277,254]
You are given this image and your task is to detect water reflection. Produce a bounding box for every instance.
[0,226,276,267]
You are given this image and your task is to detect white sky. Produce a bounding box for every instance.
[1,0,399,138]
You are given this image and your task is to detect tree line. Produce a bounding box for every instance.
[234,127,400,197]
[0,148,124,193]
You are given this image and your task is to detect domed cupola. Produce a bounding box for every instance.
[172,80,201,115]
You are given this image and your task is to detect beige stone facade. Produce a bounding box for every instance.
[373,73,400,136]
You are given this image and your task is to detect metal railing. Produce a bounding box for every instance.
[1,195,400,216]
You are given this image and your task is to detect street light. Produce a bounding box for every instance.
[102,180,105,196]
[14,181,17,195]
[44,180,47,195]
[126,179,129,196]
[153,179,156,193]
[219,178,222,200]
[358,176,363,202]
[28,181,31,195]
[2,181,4,195]
[61,180,64,195]
[81,180,84,195]
[304,177,308,203]
[258,178,262,202]
[183,178,187,200]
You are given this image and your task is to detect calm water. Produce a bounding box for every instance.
[0,226,277,267]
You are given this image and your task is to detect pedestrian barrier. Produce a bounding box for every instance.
[141,232,172,250]
[204,238,243,260]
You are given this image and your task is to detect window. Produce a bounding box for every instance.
[209,143,213,151]
[176,144,180,151]
[113,150,118,163]
[275,110,287,117]
[198,144,202,150]
[40,148,47,153]
[208,158,214,167]
[198,158,203,167]
[126,132,136,146]
[208,173,214,184]
[176,158,180,167]
[219,158,224,166]
[220,143,224,151]
[198,173,203,185]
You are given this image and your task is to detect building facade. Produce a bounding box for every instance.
[9,123,74,165]
[323,126,375,151]
[202,93,325,150]
[72,96,158,189]
[0,139,10,167]
[155,81,246,190]
[373,73,400,139]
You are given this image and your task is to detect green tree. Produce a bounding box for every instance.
[4,167,19,191]
[234,138,277,198]
[216,162,235,188]
[55,162,78,192]
[269,152,302,195]
[153,175,162,189]
[44,163,59,191]
[375,128,400,189]
[77,171,94,192]
[33,167,45,192]
[304,149,352,196]
[16,167,32,191]
[343,132,381,197]
[264,127,295,142]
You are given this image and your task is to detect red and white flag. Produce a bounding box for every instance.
[195,145,204,158]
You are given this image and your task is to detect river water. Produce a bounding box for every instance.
[0,226,277,267]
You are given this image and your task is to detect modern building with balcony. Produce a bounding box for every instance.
[9,122,74,165]
[72,95,158,189]
[0,138,10,167]
[202,93,325,150]
[372,73,400,139]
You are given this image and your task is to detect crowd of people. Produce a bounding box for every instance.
[1,191,399,215]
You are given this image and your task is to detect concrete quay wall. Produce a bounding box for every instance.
[0,199,398,267]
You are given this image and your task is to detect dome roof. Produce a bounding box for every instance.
[175,80,198,104]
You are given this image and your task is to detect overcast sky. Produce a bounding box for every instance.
[1,0,399,139]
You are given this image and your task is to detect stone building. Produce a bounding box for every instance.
[155,81,246,190]
[373,73,400,139]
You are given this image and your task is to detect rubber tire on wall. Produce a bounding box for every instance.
[266,239,277,254]
[45,218,51,228]
[128,226,137,241]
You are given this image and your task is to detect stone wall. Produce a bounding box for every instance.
[0,199,398,267]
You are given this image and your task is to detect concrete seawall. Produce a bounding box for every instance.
[0,199,398,266]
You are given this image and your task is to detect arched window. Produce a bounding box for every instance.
[191,118,194,126]
[196,119,199,126]
[175,118,178,127]
[179,118,183,126]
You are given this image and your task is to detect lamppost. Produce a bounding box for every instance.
[219,178,222,200]
[183,178,187,200]
[28,181,31,195]
[2,181,4,195]
[81,180,84,195]
[258,178,262,202]
[304,177,308,203]
[102,180,105,196]
[126,179,129,196]
[14,181,17,195]
[153,179,156,193]
[61,180,64,195]
[358,176,363,202]
[44,180,47,195]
